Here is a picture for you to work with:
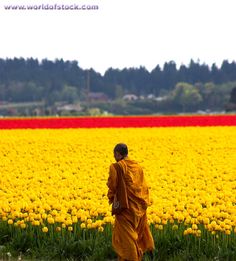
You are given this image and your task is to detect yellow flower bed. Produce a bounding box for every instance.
[0,127,235,235]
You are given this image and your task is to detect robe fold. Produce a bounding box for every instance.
[107,158,154,261]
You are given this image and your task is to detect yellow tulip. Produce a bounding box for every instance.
[68,226,73,232]
[80,223,86,229]
[98,226,104,232]
[7,219,13,225]
[42,227,48,233]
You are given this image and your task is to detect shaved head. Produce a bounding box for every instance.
[114,143,128,157]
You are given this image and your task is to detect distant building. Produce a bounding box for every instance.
[122,94,138,101]
[56,104,82,114]
[155,96,168,101]
[147,94,155,99]
[88,92,109,102]
[33,108,44,116]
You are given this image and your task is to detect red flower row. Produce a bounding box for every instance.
[0,115,235,129]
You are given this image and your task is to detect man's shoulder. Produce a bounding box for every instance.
[123,158,140,167]
[109,163,118,171]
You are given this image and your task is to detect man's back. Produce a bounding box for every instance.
[117,158,150,216]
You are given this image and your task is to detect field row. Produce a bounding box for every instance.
[0,127,235,236]
[0,115,236,128]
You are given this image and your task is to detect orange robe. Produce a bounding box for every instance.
[107,158,154,261]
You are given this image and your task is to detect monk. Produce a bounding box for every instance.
[107,143,154,261]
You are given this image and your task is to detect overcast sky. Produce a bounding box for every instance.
[0,0,235,75]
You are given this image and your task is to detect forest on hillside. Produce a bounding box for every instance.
[0,58,236,115]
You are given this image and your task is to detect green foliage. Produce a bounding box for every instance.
[229,87,236,104]
[197,82,236,110]
[0,58,236,115]
[0,221,235,260]
[171,83,202,112]
[114,84,124,100]
[226,86,236,111]
[60,85,79,103]
[0,58,236,101]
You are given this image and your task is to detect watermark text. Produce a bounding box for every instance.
[3,3,99,11]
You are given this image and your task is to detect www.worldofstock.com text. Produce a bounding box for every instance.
[3,3,99,11]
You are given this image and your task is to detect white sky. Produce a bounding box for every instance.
[0,0,236,75]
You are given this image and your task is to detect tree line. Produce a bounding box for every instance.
[0,57,235,114]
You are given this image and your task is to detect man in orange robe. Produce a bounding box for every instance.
[107,143,154,261]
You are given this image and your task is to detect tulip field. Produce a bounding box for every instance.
[0,115,236,260]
